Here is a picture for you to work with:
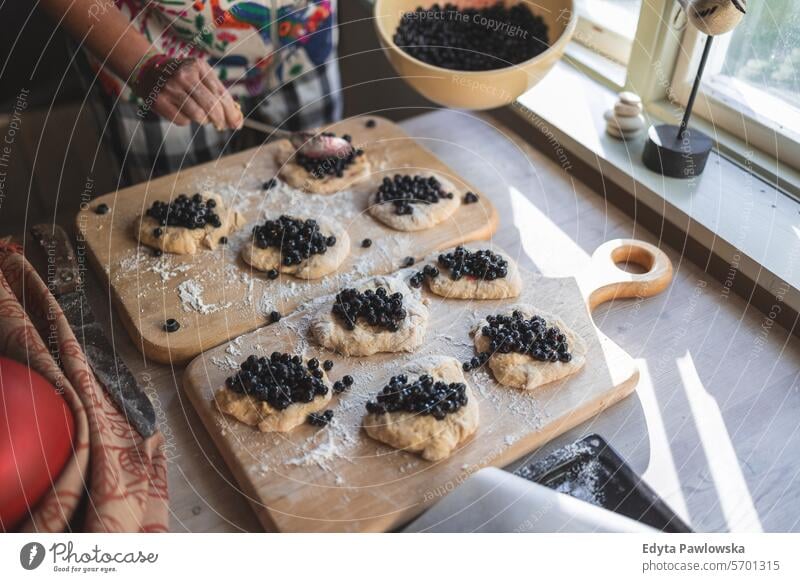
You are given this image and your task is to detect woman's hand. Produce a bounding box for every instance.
[134,56,243,130]
[40,0,243,130]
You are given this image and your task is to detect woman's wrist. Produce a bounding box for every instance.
[129,49,167,95]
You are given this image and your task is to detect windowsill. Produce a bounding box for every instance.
[512,60,800,316]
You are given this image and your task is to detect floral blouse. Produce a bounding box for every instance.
[96,0,337,101]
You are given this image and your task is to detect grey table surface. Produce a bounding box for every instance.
[83,110,800,532]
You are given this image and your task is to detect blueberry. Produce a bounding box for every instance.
[307,410,334,427]
[423,264,439,278]
[163,318,180,332]
[270,311,282,323]
[323,360,334,371]
[365,119,376,128]
[219,236,228,245]
[263,178,277,190]
[267,269,279,280]
[95,203,110,215]
[361,238,372,248]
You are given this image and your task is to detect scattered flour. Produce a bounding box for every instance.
[178,279,232,314]
[211,355,239,371]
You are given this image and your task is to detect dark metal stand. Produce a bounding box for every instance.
[642,35,715,179]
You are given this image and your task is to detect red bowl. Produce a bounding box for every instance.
[0,356,75,530]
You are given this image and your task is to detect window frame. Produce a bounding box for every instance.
[572,10,634,65]
[523,0,800,196]
[670,26,800,172]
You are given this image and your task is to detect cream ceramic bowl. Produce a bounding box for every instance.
[374,0,577,110]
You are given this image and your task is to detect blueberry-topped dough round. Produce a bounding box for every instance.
[369,172,461,232]
[472,305,587,391]
[362,356,479,462]
[332,286,408,332]
[365,374,468,420]
[428,246,522,300]
[374,174,454,215]
[294,133,364,178]
[394,3,549,71]
[214,352,333,433]
[241,215,350,280]
[136,192,244,255]
[311,275,429,356]
[275,131,371,195]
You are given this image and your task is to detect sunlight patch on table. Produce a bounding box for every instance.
[677,351,763,532]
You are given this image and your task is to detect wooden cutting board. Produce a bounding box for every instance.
[182,239,673,532]
[76,117,498,364]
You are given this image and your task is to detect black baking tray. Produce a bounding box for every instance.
[515,434,692,532]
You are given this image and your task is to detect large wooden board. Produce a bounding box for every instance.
[77,117,499,363]
[182,239,673,532]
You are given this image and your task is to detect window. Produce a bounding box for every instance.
[671,0,800,169]
[573,0,643,64]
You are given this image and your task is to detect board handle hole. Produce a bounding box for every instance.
[610,245,656,276]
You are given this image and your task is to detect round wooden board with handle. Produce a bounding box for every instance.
[182,239,672,532]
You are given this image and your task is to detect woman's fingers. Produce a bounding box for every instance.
[197,60,243,130]
[174,64,226,129]
[165,85,209,125]
[197,60,225,96]
[221,93,244,129]
[142,58,240,129]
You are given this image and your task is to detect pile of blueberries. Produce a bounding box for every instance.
[375,174,454,216]
[438,247,508,281]
[146,193,222,234]
[393,3,549,71]
[480,310,573,363]
[332,286,407,332]
[296,133,364,178]
[226,353,329,410]
[365,373,468,420]
[252,215,336,267]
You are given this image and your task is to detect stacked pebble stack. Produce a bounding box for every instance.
[604,92,645,140]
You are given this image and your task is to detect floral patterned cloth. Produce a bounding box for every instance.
[0,242,168,532]
[96,0,337,101]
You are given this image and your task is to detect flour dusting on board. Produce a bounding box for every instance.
[178,280,232,314]
[148,256,192,282]
[284,419,356,471]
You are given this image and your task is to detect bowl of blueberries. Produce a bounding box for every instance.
[374,0,576,110]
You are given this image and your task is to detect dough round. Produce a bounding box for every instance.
[214,374,332,433]
[310,275,428,356]
[473,305,587,391]
[363,356,479,461]
[368,173,461,232]
[241,216,350,280]
[428,249,523,300]
[137,193,244,255]
[275,141,370,195]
